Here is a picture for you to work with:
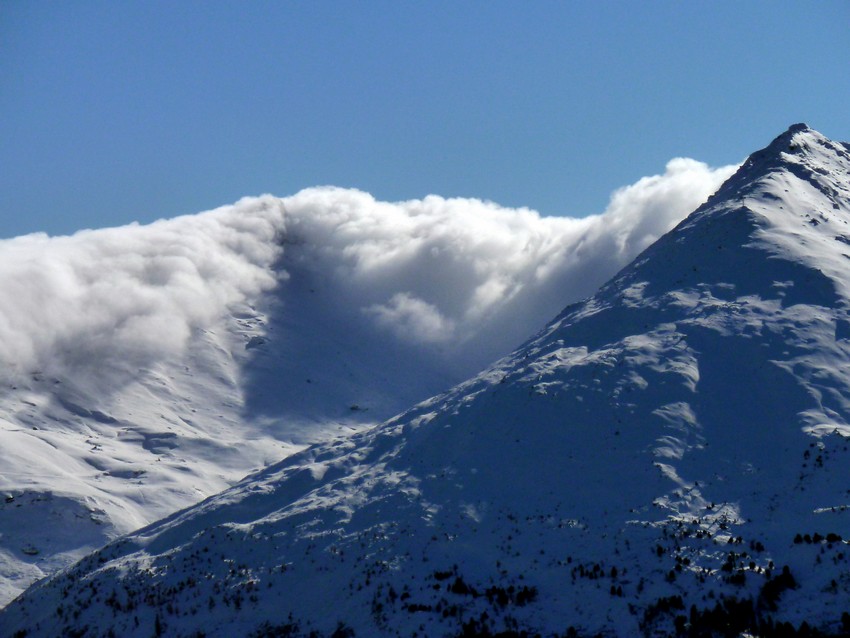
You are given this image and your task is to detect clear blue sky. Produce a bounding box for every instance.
[2,1,849,239]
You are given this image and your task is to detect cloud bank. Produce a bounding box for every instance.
[279,157,738,371]
[0,157,737,396]
[0,198,285,388]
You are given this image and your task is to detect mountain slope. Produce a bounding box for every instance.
[0,202,458,607]
[3,125,847,637]
[0,164,732,606]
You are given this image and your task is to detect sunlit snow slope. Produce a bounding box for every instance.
[0,166,731,606]
[3,124,849,637]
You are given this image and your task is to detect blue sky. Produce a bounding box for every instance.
[2,1,849,239]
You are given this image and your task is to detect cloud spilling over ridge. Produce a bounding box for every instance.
[281,157,738,370]
[0,157,737,396]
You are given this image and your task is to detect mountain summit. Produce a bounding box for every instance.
[4,125,850,637]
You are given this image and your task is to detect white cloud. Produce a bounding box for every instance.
[0,157,738,397]
[280,158,738,368]
[365,293,456,344]
[0,197,285,390]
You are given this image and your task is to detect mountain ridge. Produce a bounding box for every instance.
[0,127,850,636]
[3,125,850,636]
[0,148,732,605]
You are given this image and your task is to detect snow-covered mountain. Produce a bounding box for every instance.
[0,166,731,607]
[2,124,848,637]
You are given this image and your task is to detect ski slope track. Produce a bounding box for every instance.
[4,124,850,637]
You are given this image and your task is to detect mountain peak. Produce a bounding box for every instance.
[754,122,812,151]
[748,122,848,171]
[760,122,816,158]
[785,121,811,133]
[763,121,832,155]
[696,123,849,218]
